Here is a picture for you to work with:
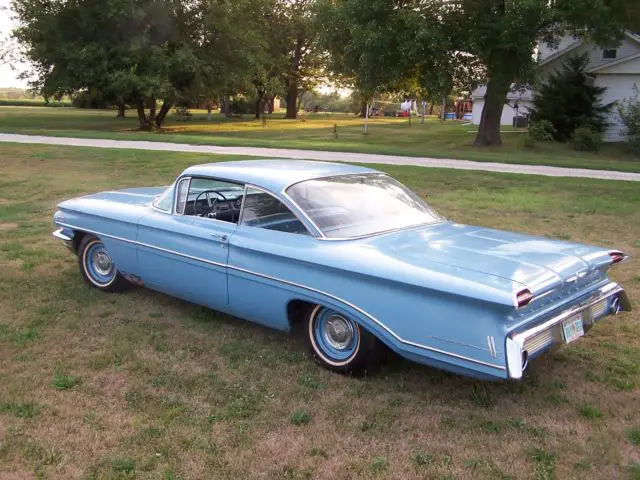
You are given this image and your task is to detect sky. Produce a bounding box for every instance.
[0,0,29,88]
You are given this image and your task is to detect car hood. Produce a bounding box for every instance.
[360,222,612,295]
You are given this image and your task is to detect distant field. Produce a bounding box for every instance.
[0,106,638,172]
[0,143,638,479]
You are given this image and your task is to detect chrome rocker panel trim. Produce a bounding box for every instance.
[53,221,506,373]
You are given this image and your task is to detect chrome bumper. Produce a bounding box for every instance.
[52,228,74,251]
[506,282,630,379]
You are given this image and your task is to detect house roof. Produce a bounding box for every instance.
[538,39,583,67]
[182,160,377,192]
[538,31,640,70]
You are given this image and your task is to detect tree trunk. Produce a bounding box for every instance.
[474,76,511,147]
[359,101,368,118]
[116,100,125,118]
[285,37,304,119]
[155,101,172,128]
[285,83,298,119]
[135,97,149,130]
[222,97,231,117]
[148,97,157,127]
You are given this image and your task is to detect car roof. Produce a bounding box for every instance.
[181,159,379,192]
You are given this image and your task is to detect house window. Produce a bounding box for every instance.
[603,49,617,59]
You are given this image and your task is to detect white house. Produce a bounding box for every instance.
[471,31,640,141]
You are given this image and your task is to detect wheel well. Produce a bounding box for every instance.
[286,299,316,328]
[72,230,88,254]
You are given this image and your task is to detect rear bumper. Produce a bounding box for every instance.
[506,282,630,379]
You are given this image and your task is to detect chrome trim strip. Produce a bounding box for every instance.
[237,184,249,225]
[512,283,623,345]
[487,335,497,358]
[56,221,506,371]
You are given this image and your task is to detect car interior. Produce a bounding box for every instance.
[179,178,310,235]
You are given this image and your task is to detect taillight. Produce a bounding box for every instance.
[609,251,625,265]
[515,289,533,309]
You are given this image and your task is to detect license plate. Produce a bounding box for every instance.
[562,314,584,343]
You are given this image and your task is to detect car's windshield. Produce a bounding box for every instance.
[285,173,443,239]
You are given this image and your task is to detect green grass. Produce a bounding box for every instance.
[0,142,638,478]
[1,105,639,172]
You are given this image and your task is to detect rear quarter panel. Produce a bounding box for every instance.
[228,226,512,379]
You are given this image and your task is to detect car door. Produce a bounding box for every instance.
[227,186,318,330]
[136,176,242,310]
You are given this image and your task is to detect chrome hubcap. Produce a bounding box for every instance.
[323,314,354,350]
[93,250,113,276]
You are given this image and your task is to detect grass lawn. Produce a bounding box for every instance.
[1,106,639,173]
[0,143,639,479]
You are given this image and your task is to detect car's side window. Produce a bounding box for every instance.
[152,184,175,212]
[176,176,245,223]
[240,187,310,235]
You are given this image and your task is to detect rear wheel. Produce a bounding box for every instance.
[307,305,381,374]
[78,234,131,292]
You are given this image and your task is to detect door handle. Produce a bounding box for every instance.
[210,233,228,242]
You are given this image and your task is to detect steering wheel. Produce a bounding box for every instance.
[193,190,235,220]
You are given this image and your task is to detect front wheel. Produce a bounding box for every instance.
[78,234,131,292]
[307,305,382,374]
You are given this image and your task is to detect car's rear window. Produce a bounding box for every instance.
[285,173,443,239]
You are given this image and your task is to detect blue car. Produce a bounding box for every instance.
[52,160,631,380]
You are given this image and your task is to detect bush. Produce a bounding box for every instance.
[528,120,556,142]
[573,125,602,151]
[229,96,254,115]
[0,98,71,107]
[72,90,109,109]
[618,87,640,155]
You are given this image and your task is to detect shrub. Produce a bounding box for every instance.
[0,98,71,107]
[229,96,254,115]
[528,120,556,142]
[618,86,640,155]
[573,125,602,151]
[529,54,613,141]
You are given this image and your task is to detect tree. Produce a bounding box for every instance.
[529,54,614,141]
[269,0,324,119]
[11,0,262,129]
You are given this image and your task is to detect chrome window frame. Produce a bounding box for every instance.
[174,176,192,215]
[281,172,446,241]
[239,184,314,237]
